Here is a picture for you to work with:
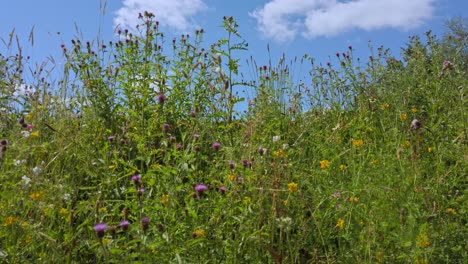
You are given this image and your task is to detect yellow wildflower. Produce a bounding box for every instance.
[411,107,417,113]
[29,191,44,201]
[402,140,410,148]
[348,196,359,203]
[400,113,407,121]
[351,139,364,148]
[371,159,378,165]
[446,208,457,215]
[336,218,345,230]
[194,229,205,237]
[273,149,287,158]
[287,182,298,193]
[30,132,39,138]
[161,194,169,205]
[339,164,347,171]
[320,160,331,169]
[417,234,430,248]
[227,174,236,181]
[5,216,17,226]
[243,197,251,205]
[427,147,433,153]
[380,103,389,110]
[60,208,68,219]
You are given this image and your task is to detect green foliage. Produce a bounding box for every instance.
[0,14,466,263]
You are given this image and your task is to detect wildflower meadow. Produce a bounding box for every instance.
[0,12,466,263]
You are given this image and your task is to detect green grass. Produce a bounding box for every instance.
[0,14,466,263]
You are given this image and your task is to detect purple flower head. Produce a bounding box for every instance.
[141,217,150,231]
[212,142,221,151]
[108,135,115,142]
[229,161,235,169]
[242,158,248,167]
[410,119,421,130]
[157,93,166,104]
[190,110,197,117]
[26,124,33,130]
[19,117,25,125]
[0,139,7,146]
[169,135,175,143]
[176,143,183,151]
[137,188,145,197]
[119,220,130,231]
[219,186,226,194]
[193,145,201,152]
[93,223,108,238]
[162,123,170,133]
[194,184,207,194]
[132,174,142,185]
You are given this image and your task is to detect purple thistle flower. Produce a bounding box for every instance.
[219,186,226,194]
[93,223,108,238]
[132,174,142,186]
[242,158,248,167]
[0,139,7,146]
[190,110,196,117]
[229,161,235,169]
[176,143,183,151]
[137,188,145,197]
[169,135,175,143]
[212,142,221,151]
[119,220,130,231]
[162,123,170,133]
[410,119,421,130]
[108,136,115,142]
[141,217,150,232]
[19,117,25,125]
[157,93,166,104]
[26,124,33,130]
[195,184,207,193]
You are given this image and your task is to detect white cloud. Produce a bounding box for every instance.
[114,0,207,32]
[251,0,436,41]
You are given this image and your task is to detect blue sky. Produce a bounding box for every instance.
[1,0,467,84]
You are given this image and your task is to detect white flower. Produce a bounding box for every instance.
[282,144,289,150]
[272,136,280,143]
[21,175,31,186]
[32,166,43,175]
[63,193,71,200]
[21,131,30,138]
[332,123,340,131]
[14,159,27,166]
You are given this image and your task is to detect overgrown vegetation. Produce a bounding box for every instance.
[0,12,466,263]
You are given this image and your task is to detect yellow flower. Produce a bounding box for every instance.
[351,139,364,148]
[227,174,236,181]
[287,182,298,193]
[349,196,359,203]
[283,199,289,206]
[336,218,345,230]
[161,194,169,205]
[339,164,347,171]
[411,107,417,113]
[427,147,433,153]
[60,208,68,219]
[30,132,39,138]
[446,208,457,215]
[371,159,378,165]
[29,191,44,201]
[417,235,430,248]
[400,113,407,121]
[380,103,390,110]
[243,197,251,205]
[273,149,287,158]
[5,216,17,226]
[320,160,331,169]
[402,140,410,148]
[194,229,205,237]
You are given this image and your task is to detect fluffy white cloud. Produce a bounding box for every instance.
[114,0,207,32]
[251,0,436,41]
